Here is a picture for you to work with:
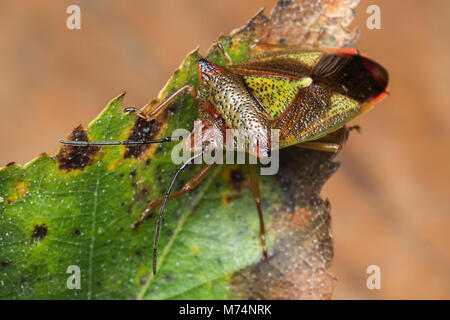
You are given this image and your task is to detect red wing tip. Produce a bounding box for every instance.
[329,48,359,55]
[372,89,389,104]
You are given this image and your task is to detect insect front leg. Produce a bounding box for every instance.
[130,163,215,229]
[215,42,233,65]
[124,84,198,121]
[248,164,268,260]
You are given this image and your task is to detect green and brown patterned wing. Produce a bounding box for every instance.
[274,84,361,148]
[229,49,322,119]
[230,49,388,148]
[276,50,388,148]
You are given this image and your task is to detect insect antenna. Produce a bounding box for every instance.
[59,135,187,146]
[153,150,206,275]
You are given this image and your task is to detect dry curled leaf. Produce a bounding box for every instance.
[232,0,359,50]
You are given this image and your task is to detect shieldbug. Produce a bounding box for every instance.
[61,43,389,274]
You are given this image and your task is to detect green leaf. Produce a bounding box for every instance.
[0,0,360,299]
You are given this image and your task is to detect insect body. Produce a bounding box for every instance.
[61,45,389,274]
[197,48,387,155]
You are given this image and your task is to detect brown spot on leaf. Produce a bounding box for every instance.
[124,117,161,159]
[31,224,48,244]
[6,162,15,167]
[133,187,149,204]
[229,169,245,193]
[1,260,11,268]
[57,125,99,171]
[73,229,81,236]
[124,97,178,159]
[224,195,234,204]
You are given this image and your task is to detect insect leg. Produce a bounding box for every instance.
[122,107,148,119]
[216,42,232,65]
[130,163,216,229]
[151,150,206,275]
[295,141,343,153]
[125,84,198,121]
[295,125,356,152]
[248,164,268,260]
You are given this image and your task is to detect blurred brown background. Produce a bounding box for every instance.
[0,0,449,299]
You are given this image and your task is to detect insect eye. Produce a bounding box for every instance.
[198,58,221,82]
